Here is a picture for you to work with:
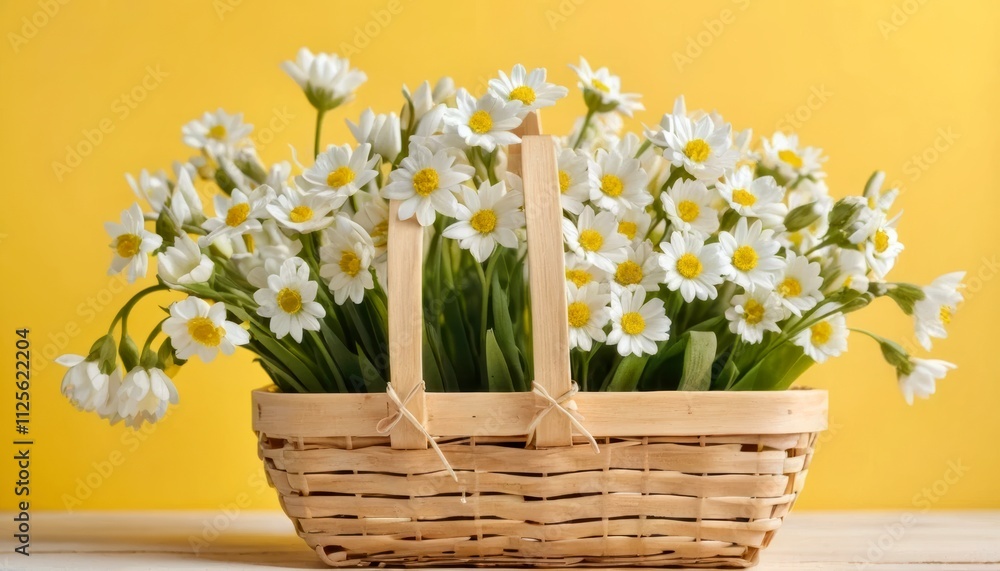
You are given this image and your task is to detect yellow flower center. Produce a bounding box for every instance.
[566,268,593,287]
[578,229,604,252]
[187,316,223,347]
[600,174,624,197]
[677,200,700,222]
[339,250,362,277]
[591,79,610,93]
[558,170,571,194]
[621,312,646,335]
[470,209,498,234]
[326,166,355,188]
[567,301,591,328]
[874,229,890,253]
[225,203,250,227]
[276,288,303,314]
[731,189,757,207]
[777,277,802,298]
[508,85,536,106]
[676,253,703,279]
[289,205,314,223]
[778,149,803,169]
[371,220,389,248]
[208,124,227,140]
[412,168,439,196]
[615,260,643,286]
[940,306,952,324]
[468,110,493,134]
[810,321,833,345]
[732,245,759,272]
[743,299,766,326]
[617,221,638,241]
[843,275,854,289]
[115,233,141,258]
[787,231,804,248]
[683,139,711,163]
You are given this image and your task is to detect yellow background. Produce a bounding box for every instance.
[1,0,998,512]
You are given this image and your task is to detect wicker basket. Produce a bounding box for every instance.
[252,114,828,567]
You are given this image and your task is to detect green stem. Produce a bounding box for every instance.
[313,108,327,158]
[572,109,596,150]
[108,285,170,335]
[634,139,652,159]
[142,319,167,353]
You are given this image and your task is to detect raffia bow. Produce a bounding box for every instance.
[376,382,458,481]
[526,380,600,454]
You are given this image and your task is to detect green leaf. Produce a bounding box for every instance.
[491,269,526,391]
[485,330,515,392]
[356,343,387,393]
[248,323,325,392]
[677,331,717,391]
[731,342,812,391]
[713,360,740,391]
[606,354,649,392]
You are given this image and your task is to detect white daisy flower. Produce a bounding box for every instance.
[157,234,214,286]
[181,109,253,158]
[281,48,367,110]
[489,64,568,115]
[562,206,629,273]
[608,287,671,357]
[659,231,726,302]
[353,193,390,285]
[725,288,784,344]
[162,297,250,363]
[253,257,326,343]
[126,169,170,213]
[864,214,904,279]
[793,312,848,364]
[566,282,611,351]
[266,187,336,234]
[649,114,738,181]
[611,241,665,294]
[661,179,719,237]
[761,132,825,181]
[300,143,380,205]
[347,109,401,164]
[445,89,523,152]
[443,181,525,263]
[556,148,591,215]
[716,166,788,228]
[913,271,965,350]
[615,207,652,246]
[898,358,956,405]
[862,170,900,214]
[199,185,273,246]
[320,216,376,304]
[105,203,162,283]
[232,219,304,280]
[402,78,455,124]
[827,248,870,294]
[718,217,784,290]
[381,144,474,226]
[564,252,609,290]
[588,148,651,215]
[774,252,823,317]
[56,354,119,414]
[570,57,643,117]
[167,169,205,225]
[117,366,178,428]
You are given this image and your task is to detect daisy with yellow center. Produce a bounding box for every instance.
[566,283,611,351]
[562,206,629,273]
[443,181,525,263]
[661,179,719,237]
[253,257,326,342]
[793,312,848,364]
[659,231,726,303]
[266,187,336,233]
[105,203,163,284]
[564,252,609,290]
[725,288,784,344]
[864,215,904,279]
[570,57,644,118]
[912,272,965,351]
[382,143,474,226]
[826,249,871,294]
[587,148,651,215]
[615,206,652,246]
[718,217,784,291]
[556,148,591,215]
[611,241,665,294]
[444,89,523,152]
[488,64,568,117]
[716,166,788,228]
[773,252,824,317]
[353,193,391,286]
[181,108,253,157]
[762,132,826,182]
[301,143,380,206]
[162,297,249,363]
[319,216,376,305]
[646,113,738,182]
[607,287,671,357]
[199,185,273,247]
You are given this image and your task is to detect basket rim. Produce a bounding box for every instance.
[252,386,827,438]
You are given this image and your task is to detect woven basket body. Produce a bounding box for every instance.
[252,114,827,567]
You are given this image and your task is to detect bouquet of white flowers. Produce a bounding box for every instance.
[58,50,964,429]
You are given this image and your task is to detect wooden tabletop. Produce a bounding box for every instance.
[2,511,997,570]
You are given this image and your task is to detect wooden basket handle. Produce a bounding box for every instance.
[386,111,573,449]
